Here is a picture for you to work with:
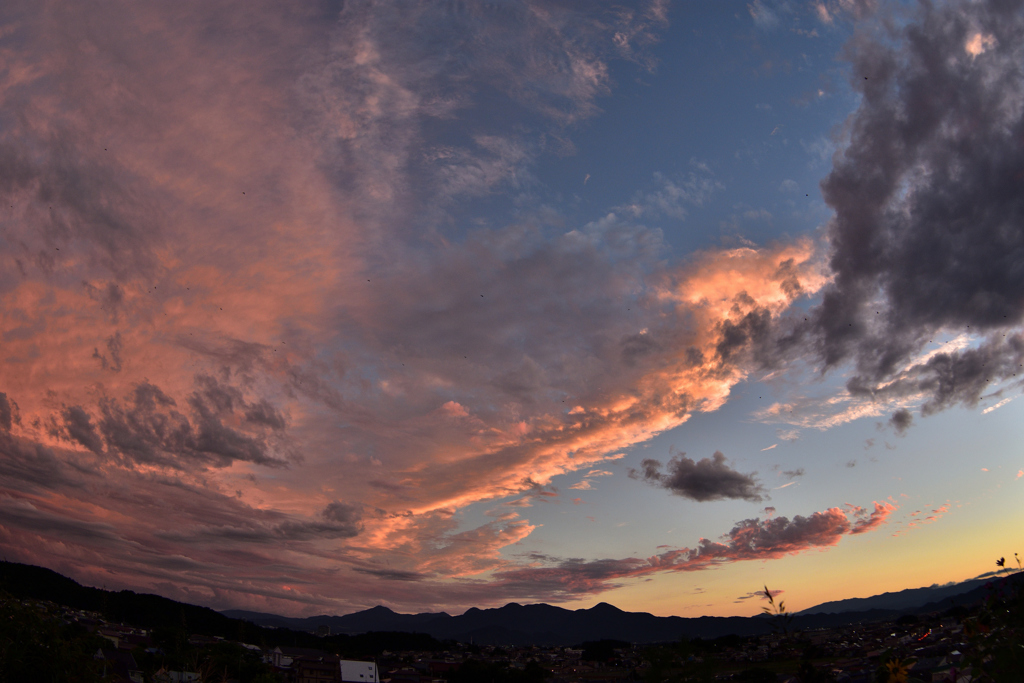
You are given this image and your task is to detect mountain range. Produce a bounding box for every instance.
[794,576,995,615]
[222,572,1016,645]
[2,560,1016,647]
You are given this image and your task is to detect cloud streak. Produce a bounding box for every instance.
[488,501,897,601]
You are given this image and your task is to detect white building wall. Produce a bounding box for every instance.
[339,659,379,683]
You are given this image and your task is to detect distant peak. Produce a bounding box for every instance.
[591,602,623,612]
[365,605,396,614]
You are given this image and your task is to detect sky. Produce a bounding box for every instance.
[1,0,1023,620]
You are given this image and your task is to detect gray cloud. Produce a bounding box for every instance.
[0,497,123,544]
[244,399,287,431]
[352,567,425,581]
[97,379,288,470]
[630,451,765,502]
[808,0,1024,398]
[159,504,364,545]
[844,334,1024,417]
[61,405,104,454]
[888,408,913,435]
[321,501,364,536]
[710,0,1024,429]
[0,432,90,494]
[0,393,14,432]
[92,332,124,372]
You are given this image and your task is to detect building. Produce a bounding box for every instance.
[294,654,342,683]
[339,659,379,682]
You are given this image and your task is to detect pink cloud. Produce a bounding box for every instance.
[485,502,896,601]
[0,0,909,618]
[849,502,898,535]
[894,501,950,536]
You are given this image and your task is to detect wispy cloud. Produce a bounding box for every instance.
[619,163,722,220]
[893,501,951,536]
[983,397,1013,414]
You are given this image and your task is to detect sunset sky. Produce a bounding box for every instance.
[2,0,1023,620]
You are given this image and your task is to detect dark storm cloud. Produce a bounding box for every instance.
[722,0,1024,431]
[806,0,1024,405]
[630,451,765,502]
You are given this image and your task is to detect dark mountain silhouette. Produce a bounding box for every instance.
[795,576,993,615]
[0,560,246,637]
[224,573,1020,645]
[0,561,444,654]
[224,604,455,635]
[4,560,1019,647]
[225,601,774,644]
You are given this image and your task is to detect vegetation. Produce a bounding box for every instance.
[0,561,446,658]
[0,593,106,683]
[959,557,1024,682]
[760,585,793,637]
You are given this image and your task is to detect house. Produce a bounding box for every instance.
[294,653,342,683]
[269,645,333,668]
[94,648,144,683]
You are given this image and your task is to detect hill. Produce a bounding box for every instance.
[3,560,1017,647]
